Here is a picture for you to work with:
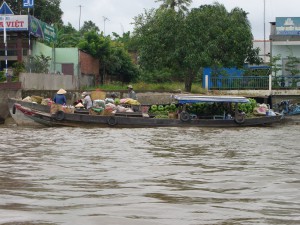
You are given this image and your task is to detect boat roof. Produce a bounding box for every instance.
[173,95,250,104]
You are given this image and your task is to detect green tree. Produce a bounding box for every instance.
[80,21,100,34]
[134,9,184,73]
[55,23,81,47]
[26,54,51,73]
[112,31,138,52]
[268,54,282,87]
[106,42,140,82]
[155,0,192,12]
[78,31,139,84]
[12,61,25,78]
[78,31,111,60]
[285,55,300,87]
[133,3,257,91]
[245,47,263,65]
[285,55,300,76]
[78,31,110,84]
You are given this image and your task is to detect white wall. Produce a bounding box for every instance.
[19,73,78,90]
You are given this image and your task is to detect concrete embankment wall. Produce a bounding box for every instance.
[19,73,78,90]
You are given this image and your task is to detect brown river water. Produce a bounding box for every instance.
[0,121,299,225]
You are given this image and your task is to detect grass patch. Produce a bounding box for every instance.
[90,81,206,93]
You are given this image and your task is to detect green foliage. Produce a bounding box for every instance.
[78,31,111,60]
[185,4,254,68]
[112,32,138,52]
[149,103,178,117]
[140,68,176,83]
[155,0,192,12]
[26,54,51,73]
[80,21,100,34]
[236,98,257,115]
[133,3,256,92]
[246,47,263,65]
[268,54,282,78]
[285,55,300,87]
[55,23,82,47]
[12,61,25,77]
[285,55,300,76]
[134,9,185,72]
[105,43,140,82]
[93,82,205,93]
[183,98,257,116]
[78,32,140,82]
[0,71,5,82]
[243,67,270,76]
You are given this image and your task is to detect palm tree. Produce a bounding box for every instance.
[155,0,192,12]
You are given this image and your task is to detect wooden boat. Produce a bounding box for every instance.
[275,100,300,116]
[8,98,51,126]
[9,95,283,128]
[7,98,88,126]
[273,100,300,124]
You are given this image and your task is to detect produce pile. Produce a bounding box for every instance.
[148,103,178,118]
[185,98,257,116]
[236,98,257,115]
[148,98,258,119]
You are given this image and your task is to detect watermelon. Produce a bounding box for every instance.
[151,105,158,111]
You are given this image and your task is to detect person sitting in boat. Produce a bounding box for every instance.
[127,85,137,100]
[82,92,93,109]
[53,88,67,105]
[111,92,118,100]
[109,92,120,105]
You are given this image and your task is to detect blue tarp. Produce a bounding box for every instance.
[174,95,250,104]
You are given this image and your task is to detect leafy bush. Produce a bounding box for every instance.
[12,61,25,78]
[25,54,51,73]
[140,68,174,83]
[0,71,5,82]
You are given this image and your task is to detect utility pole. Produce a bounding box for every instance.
[263,0,266,63]
[79,5,83,31]
[103,16,109,36]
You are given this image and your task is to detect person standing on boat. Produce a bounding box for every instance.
[127,85,137,100]
[53,89,67,105]
[82,92,93,109]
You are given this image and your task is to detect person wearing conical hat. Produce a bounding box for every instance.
[127,85,137,100]
[81,91,93,109]
[53,88,67,105]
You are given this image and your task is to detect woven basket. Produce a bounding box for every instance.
[31,95,43,104]
[64,107,75,114]
[50,103,63,114]
[91,90,106,100]
[103,109,113,116]
[168,112,178,119]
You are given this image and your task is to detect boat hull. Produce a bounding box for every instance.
[281,114,300,124]
[8,98,50,126]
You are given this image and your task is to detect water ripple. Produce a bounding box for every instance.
[0,125,299,225]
